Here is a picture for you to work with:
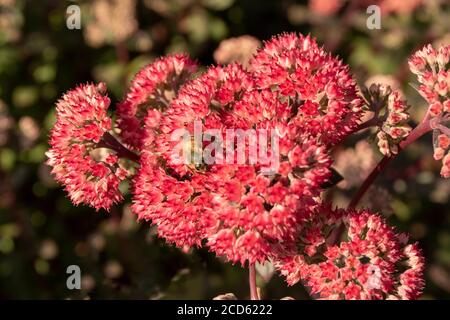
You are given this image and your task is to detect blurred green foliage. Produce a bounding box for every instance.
[0,0,449,299]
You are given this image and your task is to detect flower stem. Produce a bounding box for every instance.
[97,132,140,162]
[354,116,381,133]
[331,113,433,245]
[349,113,432,208]
[249,264,260,300]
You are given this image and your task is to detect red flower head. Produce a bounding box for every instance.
[204,89,332,265]
[250,33,363,145]
[132,64,255,249]
[46,83,129,211]
[275,206,425,300]
[117,54,197,149]
[133,62,333,265]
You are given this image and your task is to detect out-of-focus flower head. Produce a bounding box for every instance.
[334,140,378,189]
[357,0,423,15]
[378,0,423,15]
[308,0,422,17]
[249,33,363,145]
[213,293,238,300]
[18,116,40,149]
[0,0,22,42]
[362,187,393,216]
[409,44,450,178]
[213,35,261,69]
[361,84,411,156]
[84,0,138,47]
[275,206,425,300]
[117,54,197,149]
[308,0,343,17]
[46,83,129,211]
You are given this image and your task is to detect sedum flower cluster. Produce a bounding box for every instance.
[409,44,450,178]
[45,33,443,300]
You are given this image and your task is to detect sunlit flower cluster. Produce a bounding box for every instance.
[46,83,129,211]
[46,32,431,300]
[409,44,450,177]
[250,33,362,145]
[275,206,424,300]
[131,34,363,265]
[132,64,255,250]
[132,62,333,264]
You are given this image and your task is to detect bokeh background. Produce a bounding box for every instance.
[0,0,449,299]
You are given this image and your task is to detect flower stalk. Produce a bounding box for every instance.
[349,111,432,208]
[249,264,260,300]
[97,132,140,163]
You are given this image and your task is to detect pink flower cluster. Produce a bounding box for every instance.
[130,33,363,265]
[275,206,424,300]
[133,62,333,264]
[308,0,423,17]
[250,33,362,145]
[46,83,129,211]
[409,44,450,177]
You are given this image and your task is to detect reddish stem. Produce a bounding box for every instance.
[354,116,382,133]
[249,264,260,300]
[97,132,140,163]
[349,113,432,209]
[331,114,433,245]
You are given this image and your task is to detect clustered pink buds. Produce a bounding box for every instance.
[433,133,450,178]
[46,83,129,211]
[362,84,411,156]
[46,33,430,300]
[275,206,425,300]
[409,44,450,177]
